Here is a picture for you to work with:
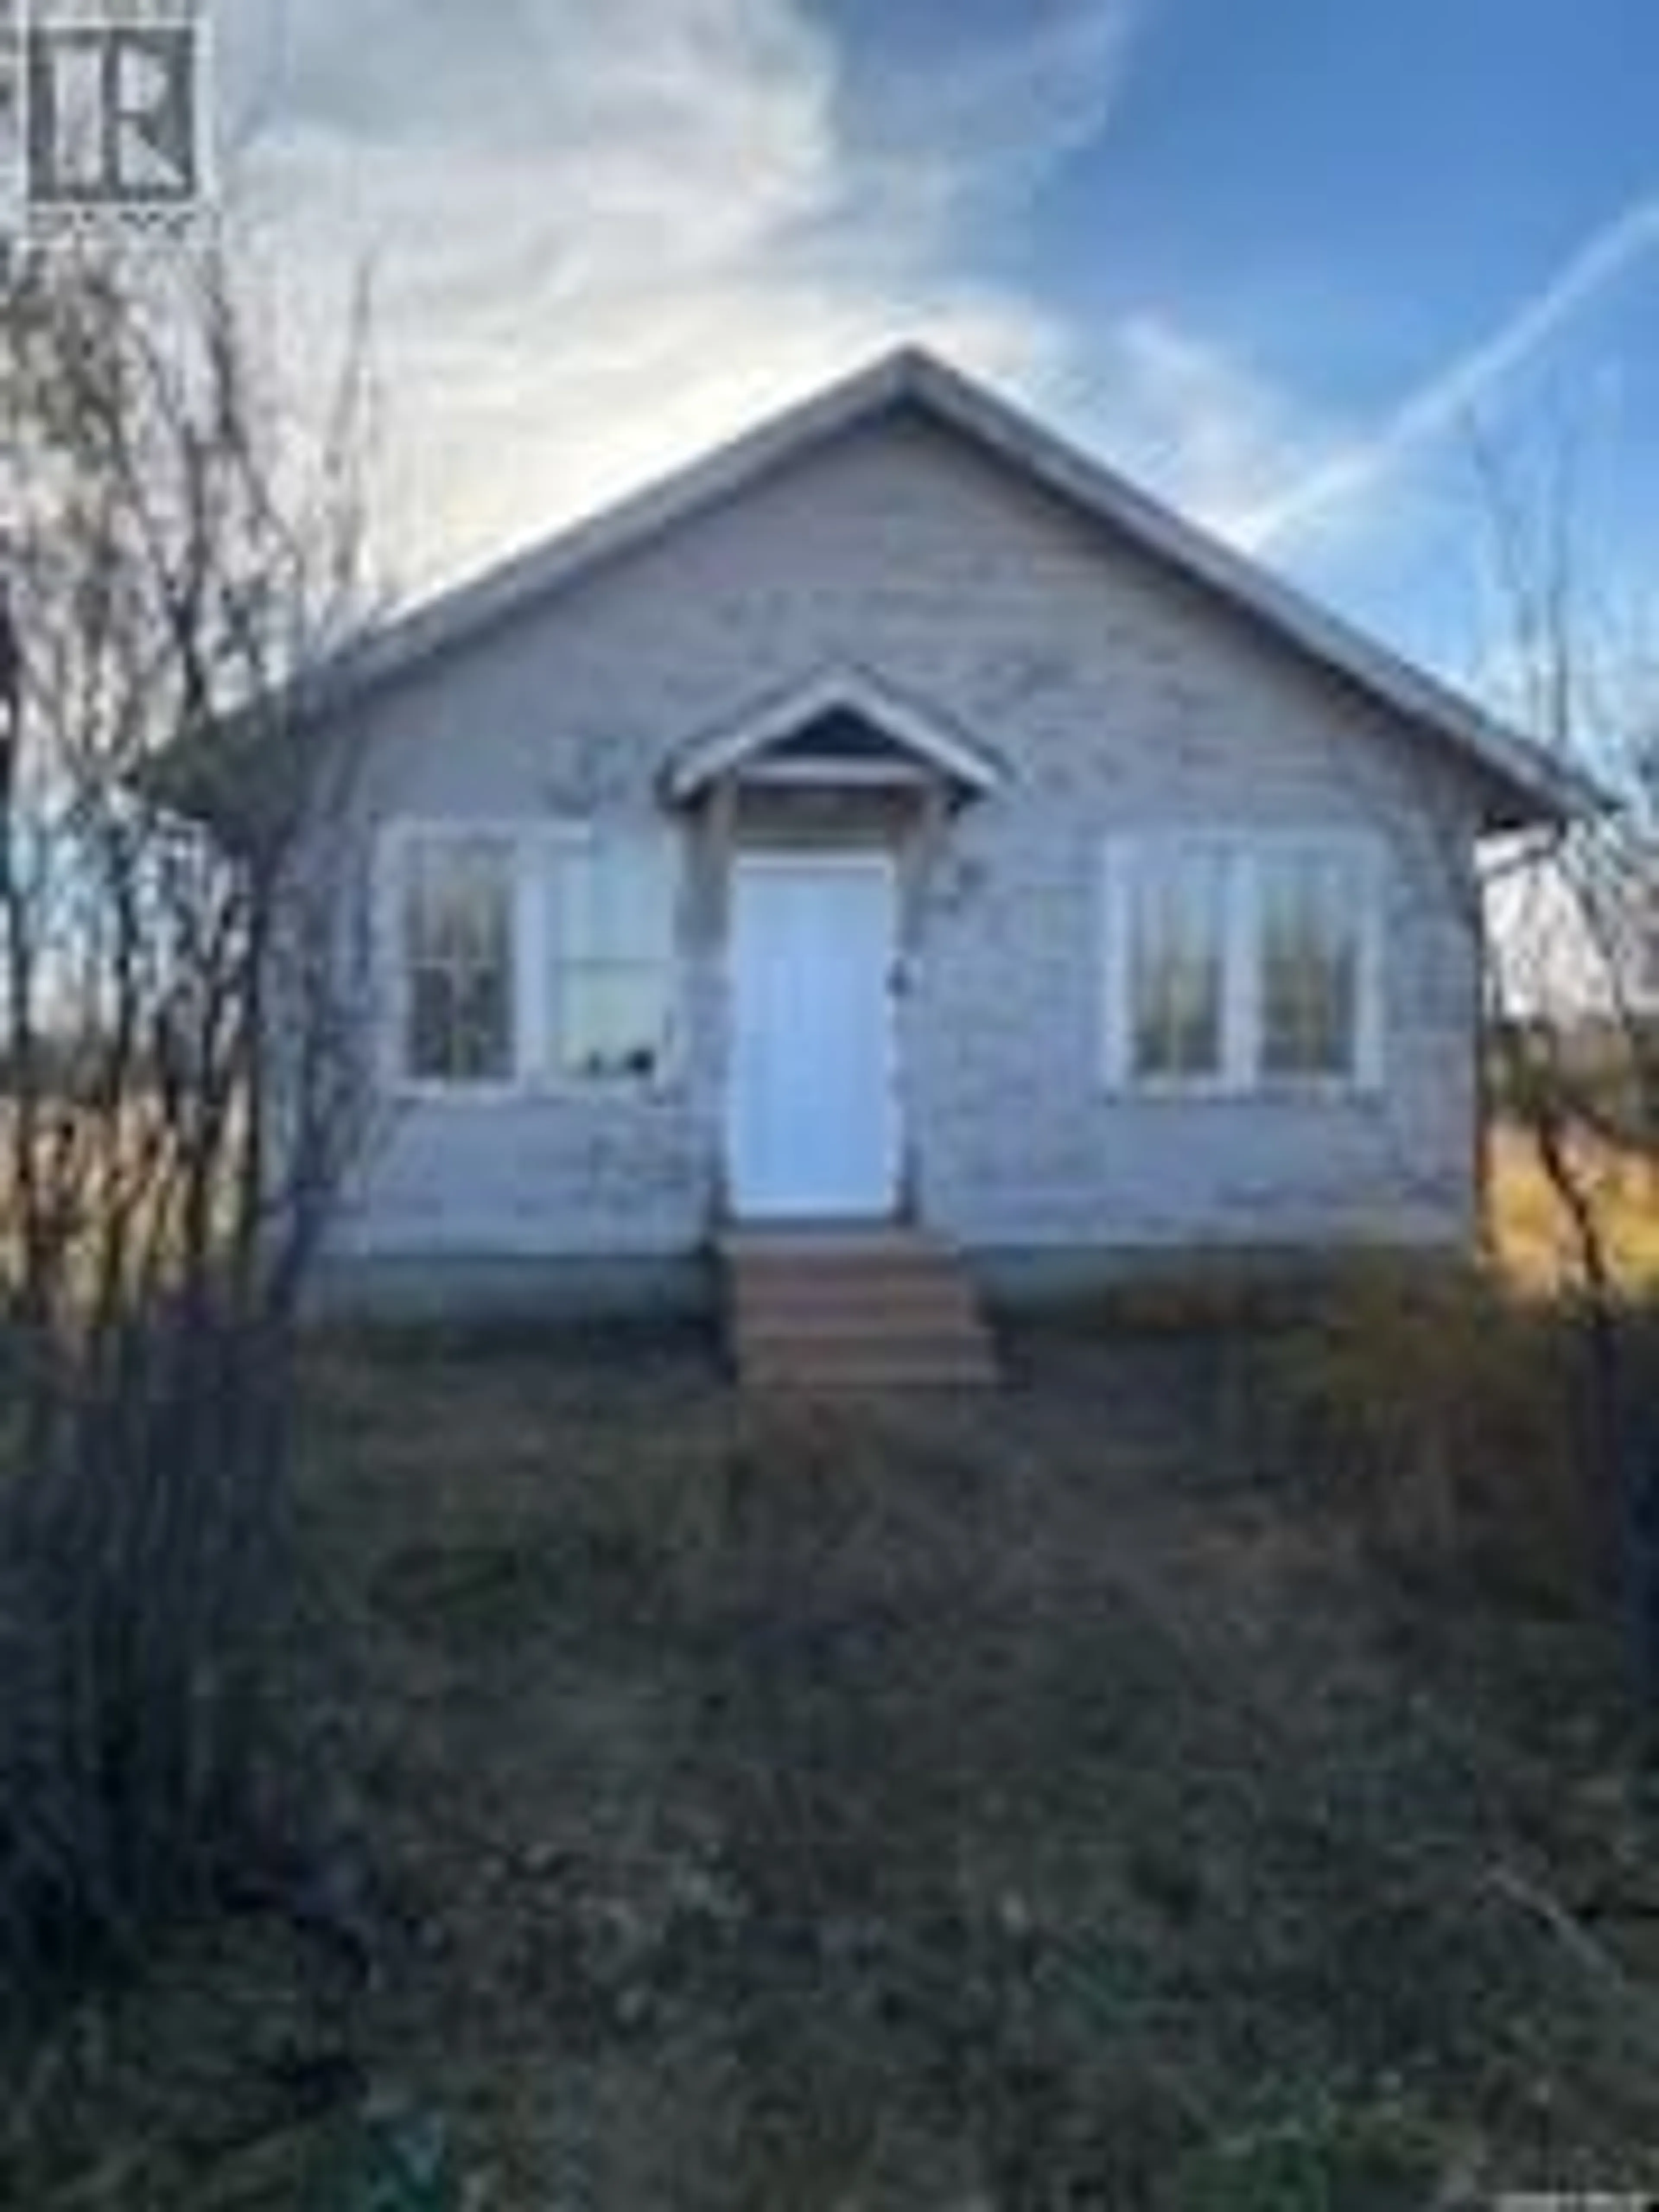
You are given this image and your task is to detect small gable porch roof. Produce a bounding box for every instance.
[665,664,1005,802]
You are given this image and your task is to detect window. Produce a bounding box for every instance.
[1128,847,1227,1082]
[1106,835,1379,1092]
[1258,849,1361,1081]
[386,824,679,1092]
[400,832,518,1085]
[550,834,677,1084]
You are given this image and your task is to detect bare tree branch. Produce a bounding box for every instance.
[0,243,380,2013]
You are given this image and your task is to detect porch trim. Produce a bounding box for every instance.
[666,661,1005,803]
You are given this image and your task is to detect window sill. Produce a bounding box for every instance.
[392,1077,528,1107]
[392,1071,686,1109]
[1104,1075,1382,1106]
[540,1075,686,1106]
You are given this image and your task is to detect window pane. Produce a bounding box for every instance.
[454,963,514,1079]
[406,837,513,969]
[405,961,514,1083]
[400,835,515,1083]
[555,965,671,1083]
[407,966,455,1082]
[551,835,676,1083]
[558,836,675,964]
[1130,851,1226,1080]
[1259,852,1359,1079]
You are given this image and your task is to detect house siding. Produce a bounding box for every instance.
[323,407,1485,1278]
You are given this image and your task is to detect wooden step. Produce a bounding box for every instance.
[724,1225,938,1256]
[730,1268,962,1292]
[742,1335,1000,1387]
[745,1362,998,1395]
[721,1224,998,1392]
[727,1249,978,1295]
[731,1281,981,1328]
[739,1321,988,1362]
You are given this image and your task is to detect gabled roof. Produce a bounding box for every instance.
[318,347,1590,829]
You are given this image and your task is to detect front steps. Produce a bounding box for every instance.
[721,1225,999,1392]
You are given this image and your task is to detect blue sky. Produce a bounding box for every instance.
[229,0,1659,703]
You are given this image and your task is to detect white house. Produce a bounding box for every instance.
[282,350,1576,1361]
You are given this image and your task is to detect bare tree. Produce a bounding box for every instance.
[0,244,377,2012]
[1472,435,1659,1686]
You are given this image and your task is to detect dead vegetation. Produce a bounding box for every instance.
[6,1309,1659,2210]
[1490,1122,1659,1298]
[0,249,374,2030]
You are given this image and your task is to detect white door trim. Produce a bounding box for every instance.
[726,849,901,1220]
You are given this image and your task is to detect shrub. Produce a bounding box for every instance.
[1271,1259,1613,1610]
[0,1309,306,2024]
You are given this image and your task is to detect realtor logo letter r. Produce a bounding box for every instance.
[26,23,200,210]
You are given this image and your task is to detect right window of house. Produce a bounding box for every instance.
[1108,836,1380,1092]
[1256,847,1362,1082]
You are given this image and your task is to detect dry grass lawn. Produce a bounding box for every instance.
[1489,1122,1659,1294]
[6,1320,1659,2209]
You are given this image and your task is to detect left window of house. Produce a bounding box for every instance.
[399,832,518,1085]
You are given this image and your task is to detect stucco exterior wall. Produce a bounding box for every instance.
[321,406,1486,1278]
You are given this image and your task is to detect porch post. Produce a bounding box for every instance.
[905,772,949,950]
[704,775,737,940]
[897,773,951,1222]
[701,777,737,1230]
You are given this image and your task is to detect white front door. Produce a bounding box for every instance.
[728,853,900,1218]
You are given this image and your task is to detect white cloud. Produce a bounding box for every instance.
[1030,199,1659,694]
[218,0,1137,589]
[842,0,1144,229]
[1239,197,1659,552]
[218,0,1656,663]
[1064,313,1342,538]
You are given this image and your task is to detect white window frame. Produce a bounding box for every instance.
[378,819,538,1103]
[376,819,681,1102]
[1102,830,1385,1097]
